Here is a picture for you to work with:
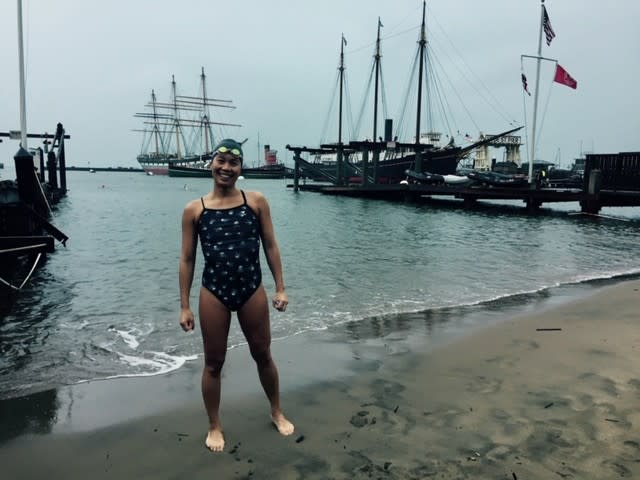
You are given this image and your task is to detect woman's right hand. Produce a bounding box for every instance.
[179,308,195,332]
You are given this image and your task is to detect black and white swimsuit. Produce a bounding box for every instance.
[197,191,262,311]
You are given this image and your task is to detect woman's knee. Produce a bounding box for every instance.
[250,347,272,367]
[203,355,226,377]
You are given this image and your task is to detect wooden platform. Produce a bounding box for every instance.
[286,150,640,214]
[289,182,640,213]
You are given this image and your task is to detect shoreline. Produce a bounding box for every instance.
[1,278,639,478]
[0,271,619,421]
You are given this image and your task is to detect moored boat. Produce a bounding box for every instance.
[134,68,239,175]
[467,170,529,188]
[293,2,522,185]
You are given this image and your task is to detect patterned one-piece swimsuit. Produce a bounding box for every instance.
[197,191,262,311]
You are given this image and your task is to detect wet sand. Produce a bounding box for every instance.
[1,279,639,479]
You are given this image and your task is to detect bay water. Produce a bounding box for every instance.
[2,171,640,400]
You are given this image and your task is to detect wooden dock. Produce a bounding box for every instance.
[293,182,640,212]
[1,123,70,312]
[286,148,640,214]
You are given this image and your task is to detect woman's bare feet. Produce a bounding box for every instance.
[205,428,225,452]
[271,410,295,436]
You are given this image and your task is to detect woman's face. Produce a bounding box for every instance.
[211,153,242,186]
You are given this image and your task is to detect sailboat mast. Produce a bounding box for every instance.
[415,1,426,146]
[338,34,346,145]
[172,75,182,159]
[151,89,161,154]
[200,67,211,153]
[372,18,382,144]
[17,0,28,148]
[529,0,546,183]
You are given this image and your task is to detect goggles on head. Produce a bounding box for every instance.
[216,146,242,157]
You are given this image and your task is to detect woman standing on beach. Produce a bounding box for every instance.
[179,138,294,452]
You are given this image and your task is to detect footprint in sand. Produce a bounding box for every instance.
[465,375,503,394]
[627,378,640,391]
[601,459,632,477]
[577,372,620,397]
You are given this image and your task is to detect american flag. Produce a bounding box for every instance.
[521,74,531,96]
[543,6,556,46]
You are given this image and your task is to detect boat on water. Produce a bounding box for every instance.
[134,68,240,175]
[295,2,522,184]
[168,144,294,179]
[467,170,529,188]
[404,169,444,185]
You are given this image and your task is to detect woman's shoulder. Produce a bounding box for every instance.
[183,197,205,215]
[243,190,267,203]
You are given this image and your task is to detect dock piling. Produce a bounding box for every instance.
[56,124,67,193]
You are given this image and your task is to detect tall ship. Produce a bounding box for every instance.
[293,1,521,184]
[134,68,240,175]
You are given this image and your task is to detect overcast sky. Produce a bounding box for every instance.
[1,0,639,169]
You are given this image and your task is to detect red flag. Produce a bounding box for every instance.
[554,64,577,89]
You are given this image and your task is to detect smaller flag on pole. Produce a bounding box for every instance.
[543,6,556,46]
[554,64,577,89]
[342,35,347,46]
[521,73,531,96]
[378,17,384,28]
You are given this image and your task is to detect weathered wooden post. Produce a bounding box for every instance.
[525,196,541,213]
[580,169,602,214]
[336,144,344,186]
[57,123,67,193]
[36,147,45,182]
[46,150,58,189]
[361,147,369,186]
[414,146,423,174]
[290,146,300,193]
[14,147,36,205]
[14,147,49,218]
[372,147,379,184]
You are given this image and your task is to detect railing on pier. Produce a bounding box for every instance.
[585,152,640,191]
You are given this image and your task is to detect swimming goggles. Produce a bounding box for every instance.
[216,146,242,157]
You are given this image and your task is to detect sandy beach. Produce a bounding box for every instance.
[1,279,639,479]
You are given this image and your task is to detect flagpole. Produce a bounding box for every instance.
[529,0,546,185]
[17,0,28,149]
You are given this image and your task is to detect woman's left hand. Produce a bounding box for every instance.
[272,291,288,312]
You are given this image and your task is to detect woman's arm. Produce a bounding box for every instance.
[179,201,199,330]
[255,192,288,311]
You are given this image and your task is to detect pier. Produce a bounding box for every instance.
[1,123,70,311]
[286,146,640,215]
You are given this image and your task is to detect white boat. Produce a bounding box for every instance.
[443,174,473,185]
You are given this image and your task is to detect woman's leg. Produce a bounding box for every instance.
[199,286,232,451]
[238,285,294,435]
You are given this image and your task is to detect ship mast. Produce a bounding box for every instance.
[200,67,211,154]
[372,18,382,144]
[414,0,427,172]
[338,34,346,146]
[151,90,161,155]
[171,75,182,159]
[17,0,27,148]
